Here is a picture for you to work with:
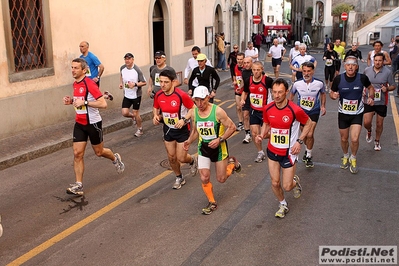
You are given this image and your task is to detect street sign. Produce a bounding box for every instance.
[341,12,348,21]
[253,15,261,24]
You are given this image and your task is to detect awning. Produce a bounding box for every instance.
[264,25,292,31]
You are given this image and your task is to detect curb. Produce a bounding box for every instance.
[0,76,231,170]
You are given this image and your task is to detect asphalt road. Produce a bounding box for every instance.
[1,46,399,266]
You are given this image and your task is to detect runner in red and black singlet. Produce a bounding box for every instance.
[153,69,198,190]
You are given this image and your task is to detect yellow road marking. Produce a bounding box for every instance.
[9,95,252,265]
[389,94,399,144]
[228,102,236,109]
[7,170,172,266]
[217,99,235,108]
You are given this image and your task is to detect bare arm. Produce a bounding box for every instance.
[206,106,236,149]
[291,118,311,155]
[366,84,375,106]
[147,78,154,96]
[119,74,123,89]
[384,51,392,65]
[320,92,326,116]
[367,51,371,67]
[74,96,107,109]
[98,64,104,77]
[183,109,198,151]
[152,107,161,125]
[256,122,270,143]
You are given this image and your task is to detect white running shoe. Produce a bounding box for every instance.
[172,177,186,189]
[134,128,143,137]
[242,133,251,144]
[374,141,381,151]
[366,130,373,143]
[254,152,266,163]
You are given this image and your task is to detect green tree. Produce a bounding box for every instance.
[332,3,354,16]
[306,7,313,18]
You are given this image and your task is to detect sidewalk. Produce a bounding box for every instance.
[0,70,233,170]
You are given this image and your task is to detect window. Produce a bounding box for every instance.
[184,0,194,45]
[3,0,54,82]
[267,16,274,23]
[382,0,399,7]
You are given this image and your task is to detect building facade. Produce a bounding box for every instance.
[0,0,251,139]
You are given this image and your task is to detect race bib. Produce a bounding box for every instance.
[299,96,315,111]
[325,59,333,66]
[342,98,358,114]
[73,96,87,114]
[163,112,179,128]
[154,73,160,86]
[270,128,290,149]
[197,121,216,140]
[250,93,264,109]
[374,88,381,102]
[124,80,136,89]
[236,76,242,86]
[86,68,91,77]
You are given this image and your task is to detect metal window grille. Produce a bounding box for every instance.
[184,0,193,41]
[9,0,46,72]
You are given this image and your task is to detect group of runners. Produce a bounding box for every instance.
[61,38,396,219]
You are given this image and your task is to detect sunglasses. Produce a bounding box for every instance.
[233,47,238,49]
[155,57,162,60]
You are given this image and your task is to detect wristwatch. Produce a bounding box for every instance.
[181,117,190,124]
[219,137,225,142]
[84,100,88,105]
[296,139,304,144]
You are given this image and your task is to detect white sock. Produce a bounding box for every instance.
[306,148,312,158]
[343,153,349,159]
[279,199,287,206]
[350,154,356,160]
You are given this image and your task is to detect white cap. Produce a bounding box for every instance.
[192,86,209,99]
[295,41,300,46]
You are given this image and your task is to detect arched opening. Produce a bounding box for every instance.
[153,0,165,57]
[214,5,223,67]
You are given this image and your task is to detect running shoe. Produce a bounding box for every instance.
[236,122,244,131]
[202,202,217,215]
[228,156,242,173]
[302,151,307,162]
[190,155,198,176]
[275,204,289,218]
[293,175,302,198]
[366,130,372,143]
[304,156,314,168]
[113,153,125,174]
[103,91,113,101]
[66,182,84,196]
[172,177,186,189]
[340,157,349,169]
[0,215,3,237]
[134,128,143,137]
[374,141,381,151]
[349,157,358,174]
[242,133,251,144]
[254,152,266,163]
